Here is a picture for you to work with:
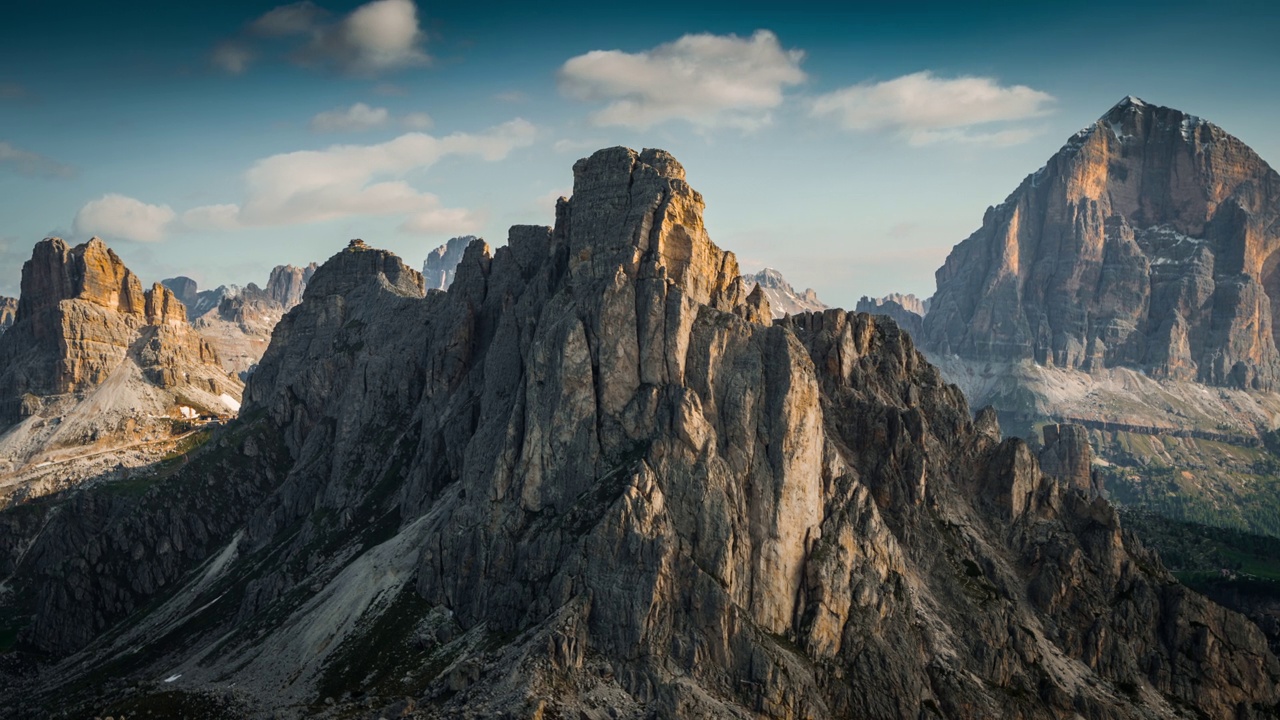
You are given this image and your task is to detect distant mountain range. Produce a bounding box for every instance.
[0,237,241,504]
[740,268,827,317]
[2,146,1276,719]
[164,263,318,378]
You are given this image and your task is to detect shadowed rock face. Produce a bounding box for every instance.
[6,149,1279,719]
[925,97,1280,390]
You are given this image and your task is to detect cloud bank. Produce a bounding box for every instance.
[73,194,175,243]
[214,0,429,76]
[559,30,805,131]
[309,103,434,133]
[184,118,534,234]
[811,71,1054,145]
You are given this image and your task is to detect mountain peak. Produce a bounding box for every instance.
[566,146,740,309]
[928,95,1280,389]
[1108,94,1148,113]
[422,235,477,291]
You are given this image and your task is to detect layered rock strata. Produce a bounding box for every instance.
[926,97,1280,390]
[2,149,1277,720]
[0,237,237,415]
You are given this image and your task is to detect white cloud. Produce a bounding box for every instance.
[0,141,75,178]
[182,204,242,231]
[218,0,428,76]
[310,102,390,132]
[308,103,433,133]
[401,112,433,130]
[211,42,254,74]
[906,127,1042,147]
[73,194,175,243]
[811,71,1054,145]
[249,1,325,36]
[399,205,483,235]
[330,0,427,73]
[558,30,805,131]
[185,118,535,229]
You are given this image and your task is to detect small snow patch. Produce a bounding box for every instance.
[219,394,241,412]
[179,406,198,420]
[164,673,181,683]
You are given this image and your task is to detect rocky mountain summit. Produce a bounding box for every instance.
[2,149,1278,719]
[856,293,928,337]
[161,275,224,318]
[741,267,827,318]
[916,98,1280,538]
[0,237,241,503]
[926,96,1280,390]
[166,263,318,376]
[0,296,15,333]
[422,235,475,291]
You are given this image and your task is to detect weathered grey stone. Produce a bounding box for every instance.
[5,148,1277,720]
[926,97,1280,390]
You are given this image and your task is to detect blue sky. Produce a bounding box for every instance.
[2,0,1278,307]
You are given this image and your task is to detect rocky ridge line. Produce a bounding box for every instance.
[926,96,1280,390]
[2,149,1276,719]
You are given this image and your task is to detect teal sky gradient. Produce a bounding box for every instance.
[1,0,1278,307]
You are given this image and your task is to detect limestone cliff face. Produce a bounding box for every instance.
[0,237,240,423]
[926,97,1280,389]
[265,262,317,308]
[5,150,1278,720]
[742,267,827,318]
[0,296,15,334]
[856,293,927,337]
[173,263,318,376]
[422,235,475,291]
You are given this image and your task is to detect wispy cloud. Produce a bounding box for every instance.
[310,102,390,132]
[308,103,433,133]
[558,30,806,131]
[0,142,76,179]
[213,0,429,77]
[811,71,1054,146]
[73,194,175,243]
[184,118,535,232]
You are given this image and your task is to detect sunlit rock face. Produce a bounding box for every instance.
[0,297,15,334]
[926,97,1280,390]
[0,237,240,424]
[5,149,1279,720]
